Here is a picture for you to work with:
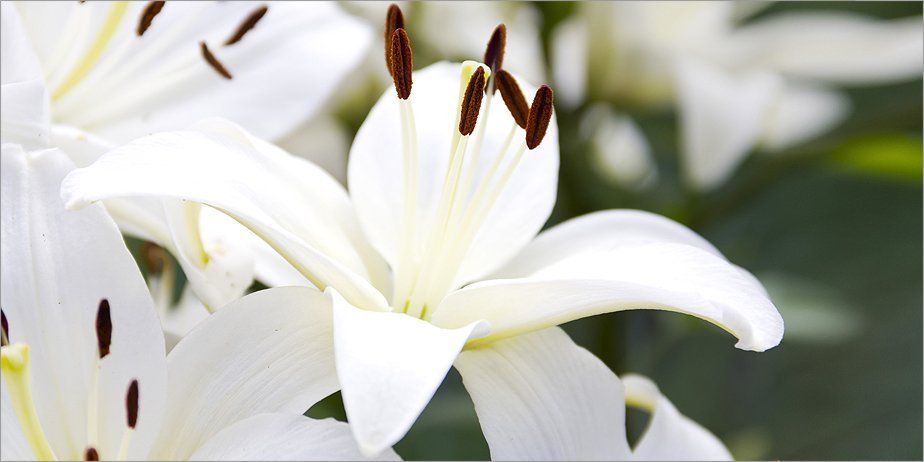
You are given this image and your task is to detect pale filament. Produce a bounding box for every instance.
[1,344,57,461]
[400,65,533,318]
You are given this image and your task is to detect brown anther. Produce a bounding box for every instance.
[200,42,233,80]
[1,309,8,347]
[95,299,112,359]
[140,243,165,275]
[136,1,165,37]
[126,379,139,429]
[459,67,486,136]
[483,24,506,92]
[495,70,529,129]
[525,85,554,150]
[224,5,268,46]
[390,28,413,100]
[384,4,405,77]
[84,447,99,461]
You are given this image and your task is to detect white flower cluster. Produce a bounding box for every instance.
[2,1,916,461]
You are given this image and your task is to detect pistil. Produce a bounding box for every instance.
[1,343,57,461]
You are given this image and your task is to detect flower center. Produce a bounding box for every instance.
[0,303,141,461]
[379,9,553,320]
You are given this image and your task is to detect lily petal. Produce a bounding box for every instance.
[0,3,48,150]
[1,145,167,460]
[330,289,488,456]
[455,327,632,461]
[625,374,732,461]
[61,118,389,310]
[491,209,721,279]
[676,59,779,190]
[435,243,782,352]
[151,286,338,460]
[727,12,923,85]
[16,1,372,143]
[190,414,401,461]
[349,62,559,287]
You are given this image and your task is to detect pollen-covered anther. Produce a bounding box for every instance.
[225,4,269,46]
[459,67,487,136]
[1,309,9,347]
[85,447,99,461]
[483,24,506,91]
[200,42,233,80]
[384,4,405,77]
[95,299,112,359]
[525,85,554,150]
[390,28,413,100]
[126,379,139,429]
[495,70,529,129]
[136,1,165,36]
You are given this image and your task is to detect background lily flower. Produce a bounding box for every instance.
[61,56,783,456]
[0,145,398,461]
[551,1,923,189]
[0,1,373,311]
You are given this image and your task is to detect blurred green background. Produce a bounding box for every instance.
[145,1,922,459]
[383,2,922,460]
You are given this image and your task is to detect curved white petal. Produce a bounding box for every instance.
[61,119,390,310]
[277,114,351,184]
[1,377,33,461]
[491,209,721,279]
[624,374,732,461]
[0,3,48,151]
[759,82,850,153]
[151,287,339,461]
[330,289,488,456]
[676,59,780,190]
[190,414,401,461]
[349,62,559,288]
[455,327,632,461]
[158,286,210,352]
[435,243,783,352]
[1,145,166,460]
[728,13,923,85]
[19,1,372,143]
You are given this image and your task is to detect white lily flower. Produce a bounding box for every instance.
[62,17,782,456]
[551,1,923,189]
[1,145,398,461]
[0,1,372,310]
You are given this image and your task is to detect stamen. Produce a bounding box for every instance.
[1,344,57,461]
[117,380,139,459]
[95,299,112,359]
[85,447,99,461]
[483,24,506,90]
[390,29,413,100]
[224,5,269,46]
[136,1,165,36]
[458,67,486,136]
[525,85,554,150]
[200,42,233,80]
[126,380,139,429]
[495,70,529,129]
[1,309,9,347]
[384,4,405,77]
